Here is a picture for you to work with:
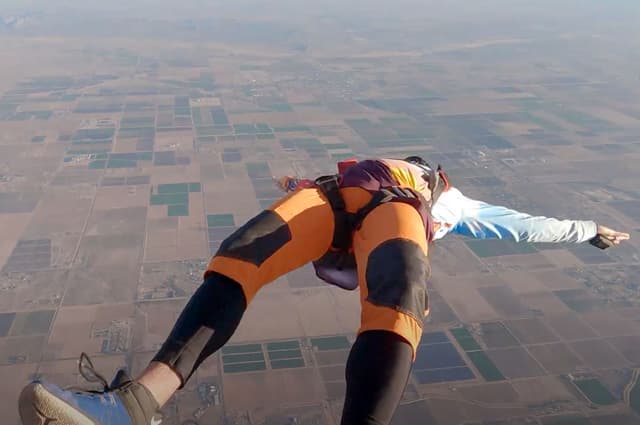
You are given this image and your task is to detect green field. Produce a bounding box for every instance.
[150,193,189,206]
[168,204,189,216]
[88,160,107,169]
[268,349,303,360]
[223,361,266,373]
[150,183,200,217]
[9,310,55,336]
[271,358,305,369]
[246,162,271,178]
[449,327,505,381]
[157,182,200,194]
[465,239,538,258]
[274,125,311,132]
[107,159,137,168]
[310,336,350,351]
[222,352,265,364]
[208,214,235,227]
[573,378,617,405]
[449,327,481,351]
[466,351,505,382]
[266,340,300,351]
[222,343,262,354]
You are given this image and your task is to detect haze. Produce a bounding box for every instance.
[0,1,639,425]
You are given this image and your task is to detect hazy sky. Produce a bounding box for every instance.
[2,0,639,20]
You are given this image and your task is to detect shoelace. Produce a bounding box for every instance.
[66,352,113,394]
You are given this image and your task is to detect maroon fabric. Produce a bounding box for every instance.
[340,159,397,191]
[310,159,435,291]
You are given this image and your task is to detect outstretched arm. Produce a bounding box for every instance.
[450,190,599,244]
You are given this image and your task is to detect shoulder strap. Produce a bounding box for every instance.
[428,165,450,206]
[314,174,352,251]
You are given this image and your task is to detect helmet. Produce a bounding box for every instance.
[404,155,428,166]
[403,155,431,170]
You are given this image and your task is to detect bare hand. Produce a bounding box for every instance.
[597,224,631,245]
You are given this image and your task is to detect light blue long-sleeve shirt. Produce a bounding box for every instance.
[432,187,598,244]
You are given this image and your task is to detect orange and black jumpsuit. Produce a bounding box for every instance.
[153,158,443,424]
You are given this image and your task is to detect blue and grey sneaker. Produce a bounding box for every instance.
[19,353,163,425]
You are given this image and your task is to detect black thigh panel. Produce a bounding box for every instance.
[216,209,291,267]
[365,238,430,323]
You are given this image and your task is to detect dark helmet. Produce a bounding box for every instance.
[404,155,431,168]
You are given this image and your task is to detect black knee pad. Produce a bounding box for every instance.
[217,209,291,266]
[365,238,430,323]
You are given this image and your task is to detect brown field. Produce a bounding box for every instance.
[175,193,208,260]
[92,186,150,211]
[527,343,585,374]
[606,335,640,364]
[391,401,439,425]
[222,368,325,412]
[0,269,68,312]
[318,365,344,382]
[37,355,127,389]
[0,363,38,424]
[203,186,260,217]
[111,138,138,153]
[0,213,32,269]
[45,303,135,360]
[0,335,46,365]
[510,376,577,405]
[477,285,531,318]
[73,233,143,269]
[483,252,556,271]
[569,339,629,370]
[424,396,528,425]
[504,318,560,345]
[23,191,93,239]
[542,313,599,340]
[137,260,206,301]
[85,206,148,236]
[284,286,361,337]
[531,270,585,291]
[520,291,572,315]
[430,273,501,323]
[149,160,201,186]
[314,349,350,366]
[458,382,520,404]
[579,310,640,337]
[494,271,547,294]
[487,347,547,378]
[154,130,194,153]
[430,240,488,276]
[229,289,307,343]
[144,217,180,263]
[538,248,584,269]
[131,299,187,352]
[62,265,140,305]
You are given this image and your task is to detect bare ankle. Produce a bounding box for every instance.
[136,362,182,407]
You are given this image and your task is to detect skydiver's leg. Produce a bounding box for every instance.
[19,188,335,425]
[139,187,335,405]
[341,201,430,425]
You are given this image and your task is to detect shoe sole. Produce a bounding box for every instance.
[19,383,97,425]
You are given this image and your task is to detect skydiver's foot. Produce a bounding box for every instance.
[18,353,162,425]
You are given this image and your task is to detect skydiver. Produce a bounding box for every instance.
[18,156,630,425]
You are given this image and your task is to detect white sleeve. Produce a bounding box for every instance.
[450,190,598,243]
